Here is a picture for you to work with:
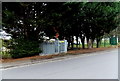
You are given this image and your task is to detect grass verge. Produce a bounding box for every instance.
[1,46,117,63]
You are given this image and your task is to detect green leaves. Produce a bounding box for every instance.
[2,2,120,50]
[4,10,14,17]
[9,39,42,58]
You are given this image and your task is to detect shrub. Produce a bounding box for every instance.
[8,39,42,58]
[1,51,11,59]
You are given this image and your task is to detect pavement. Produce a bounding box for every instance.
[1,48,118,79]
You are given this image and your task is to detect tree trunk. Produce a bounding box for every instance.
[76,36,79,49]
[86,38,89,49]
[71,35,74,49]
[91,39,94,48]
[96,38,100,48]
[88,39,92,49]
[104,37,106,47]
[68,41,70,48]
[79,41,80,48]
[96,42,99,48]
[67,36,71,49]
[81,37,85,49]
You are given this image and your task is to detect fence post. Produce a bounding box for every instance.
[64,40,67,52]
[55,39,59,54]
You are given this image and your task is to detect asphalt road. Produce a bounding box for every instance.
[2,48,118,79]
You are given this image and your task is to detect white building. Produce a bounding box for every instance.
[0,29,11,40]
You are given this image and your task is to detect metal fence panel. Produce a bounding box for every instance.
[39,40,67,55]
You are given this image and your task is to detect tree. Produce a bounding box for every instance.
[2,2,47,58]
[2,2,120,51]
[81,2,120,48]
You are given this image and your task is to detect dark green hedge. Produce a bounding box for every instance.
[8,39,42,58]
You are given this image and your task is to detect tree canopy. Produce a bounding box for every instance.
[2,2,120,49]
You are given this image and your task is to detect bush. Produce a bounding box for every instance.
[1,51,11,59]
[8,39,42,58]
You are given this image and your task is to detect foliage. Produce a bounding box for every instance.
[56,2,120,48]
[0,39,2,48]
[7,39,42,58]
[1,51,11,59]
[2,2,120,51]
[2,3,46,41]
[0,40,11,59]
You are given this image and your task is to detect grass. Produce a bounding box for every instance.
[0,39,115,59]
[3,46,113,63]
[99,42,111,47]
[0,39,2,59]
[0,39,11,59]
[71,40,111,48]
[0,39,2,56]
[0,39,2,48]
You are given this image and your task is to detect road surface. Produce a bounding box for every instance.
[2,49,118,79]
